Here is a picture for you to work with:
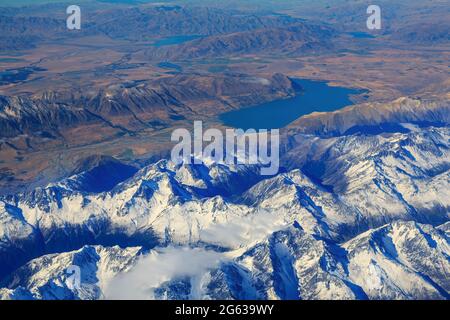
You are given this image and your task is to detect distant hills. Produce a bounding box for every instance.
[144,23,336,60]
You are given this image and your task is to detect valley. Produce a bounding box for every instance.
[0,1,448,194]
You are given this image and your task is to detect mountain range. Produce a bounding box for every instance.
[0,1,449,301]
[0,108,448,299]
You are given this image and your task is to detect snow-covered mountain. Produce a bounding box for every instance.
[0,124,449,300]
[0,245,142,300]
[1,221,448,300]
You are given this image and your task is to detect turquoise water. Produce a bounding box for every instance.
[0,58,24,63]
[348,32,376,39]
[219,79,366,130]
[152,35,203,47]
[157,62,182,72]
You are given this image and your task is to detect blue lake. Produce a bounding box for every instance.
[157,62,182,72]
[219,79,366,130]
[152,35,203,47]
[0,66,46,85]
[348,32,376,39]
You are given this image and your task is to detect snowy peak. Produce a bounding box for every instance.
[1,245,142,300]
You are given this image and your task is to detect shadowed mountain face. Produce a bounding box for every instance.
[67,155,139,193]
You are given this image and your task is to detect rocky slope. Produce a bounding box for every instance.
[391,21,450,45]
[89,5,303,40]
[0,4,308,49]
[144,23,336,60]
[287,96,450,137]
[0,73,296,140]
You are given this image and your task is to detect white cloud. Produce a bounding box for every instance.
[200,210,286,249]
[104,246,224,300]
[104,210,286,299]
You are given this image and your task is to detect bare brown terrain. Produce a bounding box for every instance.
[0,1,449,194]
